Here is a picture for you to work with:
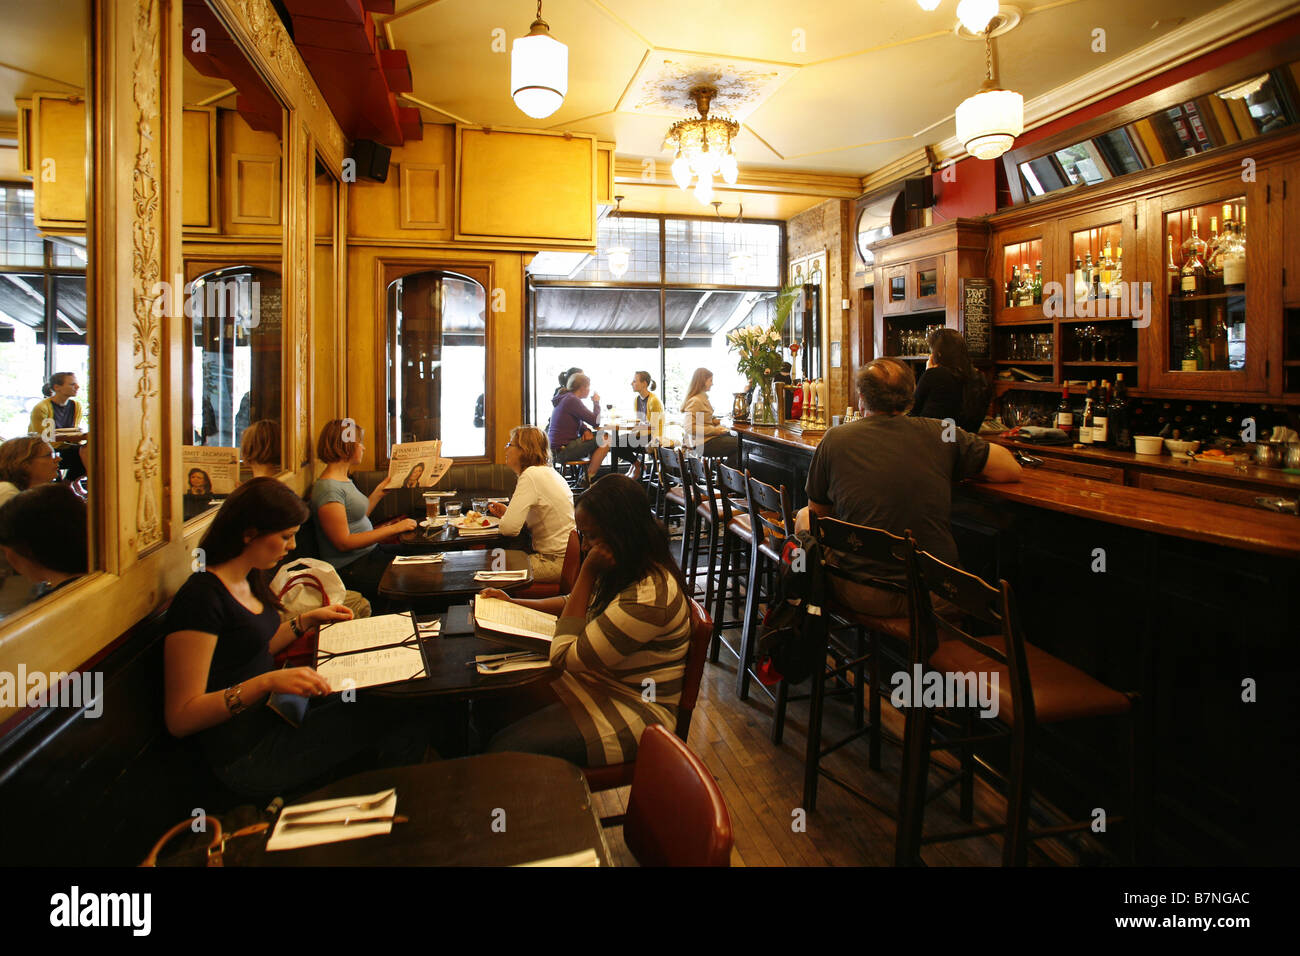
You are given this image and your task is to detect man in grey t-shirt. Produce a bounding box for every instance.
[798,359,1021,617]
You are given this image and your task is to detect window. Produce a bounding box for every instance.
[527,214,784,432]
[0,185,89,439]
[386,270,487,458]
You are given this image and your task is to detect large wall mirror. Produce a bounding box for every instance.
[181,2,286,520]
[314,155,338,452]
[0,0,94,620]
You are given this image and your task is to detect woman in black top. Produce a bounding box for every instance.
[910,328,990,434]
[164,478,428,799]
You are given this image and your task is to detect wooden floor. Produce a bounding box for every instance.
[593,571,1087,867]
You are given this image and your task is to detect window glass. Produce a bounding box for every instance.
[664,218,780,286]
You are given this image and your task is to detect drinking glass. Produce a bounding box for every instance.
[445,502,462,520]
[472,498,488,516]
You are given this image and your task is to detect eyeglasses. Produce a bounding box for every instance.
[505,441,513,448]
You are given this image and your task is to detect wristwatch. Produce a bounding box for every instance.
[223,683,247,715]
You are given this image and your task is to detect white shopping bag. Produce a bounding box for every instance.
[271,558,347,615]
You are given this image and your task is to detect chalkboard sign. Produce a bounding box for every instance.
[960,277,993,362]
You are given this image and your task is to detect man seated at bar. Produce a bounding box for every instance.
[798,358,1022,616]
[548,372,609,487]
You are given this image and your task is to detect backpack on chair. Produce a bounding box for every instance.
[755,532,827,685]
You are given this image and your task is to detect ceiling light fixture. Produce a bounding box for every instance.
[956,0,999,34]
[713,201,752,280]
[916,0,942,10]
[665,85,740,205]
[607,195,630,279]
[1216,73,1270,100]
[955,32,1023,161]
[511,0,568,119]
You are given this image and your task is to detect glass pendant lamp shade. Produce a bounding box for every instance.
[956,0,998,34]
[607,247,630,278]
[719,152,739,185]
[956,86,1023,159]
[916,0,942,9]
[694,176,714,204]
[671,153,692,189]
[729,249,752,279]
[511,15,567,119]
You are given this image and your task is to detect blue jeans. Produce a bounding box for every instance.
[203,696,430,801]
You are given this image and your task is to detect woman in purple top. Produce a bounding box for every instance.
[547,372,609,487]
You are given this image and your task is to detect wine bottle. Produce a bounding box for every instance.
[1181,323,1200,372]
[1084,252,1095,300]
[1080,398,1095,444]
[1019,263,1034,307]
[1056,383,1073,435]
[1007,266,1019,308]
[1074,256,1088,303]
[1093,381,1110,446]
[1032,261,1043,305]
[1166,234,1179,296]
[1210,303,1229,370]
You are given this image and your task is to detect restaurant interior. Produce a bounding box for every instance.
[0,0,1297,880]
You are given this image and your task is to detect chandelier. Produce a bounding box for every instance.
[954,32,1023,160]
[665,86,740,205]
[712,201,752,280]
[511,1,568,119]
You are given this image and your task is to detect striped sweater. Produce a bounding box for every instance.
[549,564,692,766]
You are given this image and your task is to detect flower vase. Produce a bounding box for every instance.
[751,379,778,425]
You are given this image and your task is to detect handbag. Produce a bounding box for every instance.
[140,806,271,867]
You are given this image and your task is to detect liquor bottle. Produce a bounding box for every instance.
[1032,261,1043,305]
[1074,256,1088,303]
[1080,398,1095,444]
[1100,243,1113,294]
[1007,266,1019,308]
[1084,252,1095,299]
[1180,239,1205,296]
[1112,245,1124,296]
[1019,263,1034,306]
[1205,216,1224,293]
[1209,303,1229,370]
[1181,323,1199,371]
[1166,234,1179,296]
[1093,381,1110,446]
[1181,214,1208,263]
[1056,383,1074,435]
[1222,211,1246,290]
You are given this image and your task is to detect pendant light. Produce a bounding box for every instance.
[955,32,1023,160]
[956,0,998,33]
[511,1,568,119]
[607,196,630,279]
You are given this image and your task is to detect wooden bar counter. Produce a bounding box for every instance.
[732,420,1300,863]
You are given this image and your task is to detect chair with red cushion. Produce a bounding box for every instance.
[511,529,581,600]
[583,596,714,808]
[623,724,733,867]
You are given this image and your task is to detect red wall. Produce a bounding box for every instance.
[932,13,1300,220]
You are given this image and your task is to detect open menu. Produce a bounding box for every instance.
[314,613,429,691]
[473,595,558,653]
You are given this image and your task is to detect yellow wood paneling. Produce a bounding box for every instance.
[597,141,614,205]
[456,126,595,244]
[182,107,216,230]
[33,94,87,230]
[219,108,282,235]
[16,99,33,176]
[348,127,455,241]
[399,163,446,229]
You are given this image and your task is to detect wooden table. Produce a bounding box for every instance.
[379,549,534,610]
[396,522,517,552]
[251,755,613,866]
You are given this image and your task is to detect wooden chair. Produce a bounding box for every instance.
[682,453,723,602]
[896,538,1143,866]
[709,462,752,664]
[623,725,733,867]
[511,529,581,600]
[655,445,694,569]
[804,512,913,812]
[584,597,714,815]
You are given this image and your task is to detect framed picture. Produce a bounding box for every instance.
[830,341,842,368]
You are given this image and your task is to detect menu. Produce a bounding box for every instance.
[960,277,993,362]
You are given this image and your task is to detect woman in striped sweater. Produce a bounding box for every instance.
[482,474,692,767]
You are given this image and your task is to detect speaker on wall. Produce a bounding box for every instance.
[351,139,391,183]
[904,176,935,210]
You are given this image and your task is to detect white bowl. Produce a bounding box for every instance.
[1134,435,1164,455]
[1164,438,1200,457]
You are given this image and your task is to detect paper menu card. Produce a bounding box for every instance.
[266,789,398,852]
[473,595,558,642]
[318,614,416,654]
[315,613,427,691]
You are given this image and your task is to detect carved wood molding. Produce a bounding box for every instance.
[214,0,347,172]
[131,0,162,553]
[296,122,311,468]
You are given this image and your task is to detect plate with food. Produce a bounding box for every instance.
[1193,448,1238,465]
[452,511,500,530]
[419,516,448,528]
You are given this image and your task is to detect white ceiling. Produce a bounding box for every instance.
[0,0,88,123]
[382,0,1268,191]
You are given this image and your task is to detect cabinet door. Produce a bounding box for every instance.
[1145,177,1266,394]
[910,255,944,312]
[993,221,1055,324]
[882,264,909,315]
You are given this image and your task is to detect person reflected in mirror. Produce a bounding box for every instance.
[163,477,430,801]
[680,367,738,461]
[0,483,87,602]
[29,373,87,482]
[548,372,609,488]
[312,420,415,602]
[478,474,692,767]
[0,436,60,507]
[488,425,575,584]
[240,420,280,480]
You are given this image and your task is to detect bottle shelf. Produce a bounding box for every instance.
[1057,314,1144,324]
[994,359,1053,365]
[1060,361,1139,366]
[1167,291,1246,303]
[885,354,931,361]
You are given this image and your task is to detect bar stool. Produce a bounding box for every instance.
[709,462,752,664]
[737,472,796,741]
[896,538,1143,866]
[656,445,693,570]
[682,453,724,601]
[803,512,913,812]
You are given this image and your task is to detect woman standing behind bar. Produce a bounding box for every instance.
[910,328,990,434]
[312,420,415,601]
[163,478,428,799]
[487,425,575,583]
[481,475,691,767]
[680,367,737,459]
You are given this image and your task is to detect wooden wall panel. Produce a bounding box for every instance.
[181,107,216,230]
[348,126,454,242]
[221,110,282,233]
[32,94,87,230]
[399,163,446,230]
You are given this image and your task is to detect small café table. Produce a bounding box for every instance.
[379,548,533,611]
[252,754,614,866]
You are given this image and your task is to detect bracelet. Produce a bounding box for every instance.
[223,683,246,715]
[290,614,304,638]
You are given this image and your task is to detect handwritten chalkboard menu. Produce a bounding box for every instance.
[960,277,993,362]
